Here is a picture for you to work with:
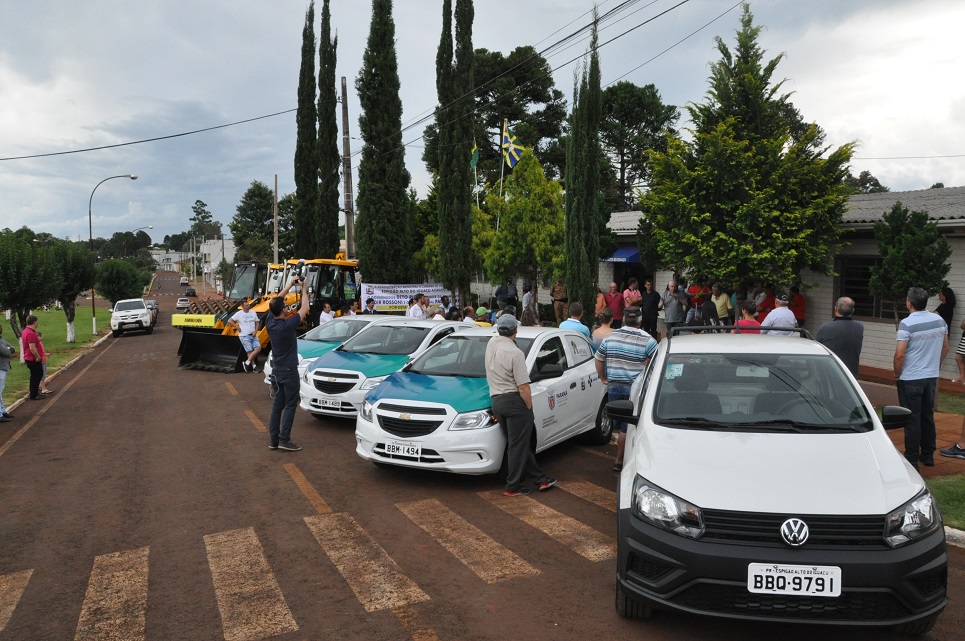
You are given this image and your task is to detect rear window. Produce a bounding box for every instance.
[653,353,873,431]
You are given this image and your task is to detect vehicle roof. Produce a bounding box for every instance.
[362,318,464,330]
[665,333,830,356]
[115,298,146,304]
[451,325,590,340]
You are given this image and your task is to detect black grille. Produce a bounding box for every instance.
[314,370,359,379]
[313,380,356,394]
[672,583,909,622]
[701,509,887,548]
[627,552,675,583]
[911,568,947,598]
[378,402,447,415]
[378,415,443,437]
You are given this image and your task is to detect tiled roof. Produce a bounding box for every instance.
[844,186,965,224]
[607,210,643,234]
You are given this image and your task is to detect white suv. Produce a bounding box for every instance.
[611,329,946,634]
[110,299,153,337]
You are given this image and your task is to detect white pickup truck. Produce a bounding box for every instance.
[110,299,154,337]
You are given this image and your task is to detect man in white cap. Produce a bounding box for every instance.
[485,314,556,496]
[761,292,797,335]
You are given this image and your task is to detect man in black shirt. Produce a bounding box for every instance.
[815,297,864,377]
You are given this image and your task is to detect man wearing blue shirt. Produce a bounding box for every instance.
[559,302,591,341]
[894,287,949,469]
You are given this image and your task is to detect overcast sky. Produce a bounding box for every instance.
[1,0,962,246]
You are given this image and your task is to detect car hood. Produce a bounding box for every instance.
[308,350,410,379]
[366,372,491,413]
[630,426,923,515]
[296,339,341,360]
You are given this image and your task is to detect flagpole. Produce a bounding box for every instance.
[498,118,507,201]
[472,139,480,209]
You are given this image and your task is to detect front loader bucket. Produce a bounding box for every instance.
[178,328,247,373]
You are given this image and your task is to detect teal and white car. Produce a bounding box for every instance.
[299,318,465,419]
[355,326,612,475]
[263,315,391,384]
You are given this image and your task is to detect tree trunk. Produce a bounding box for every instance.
[66,321,76,344]
[63,299,77,343]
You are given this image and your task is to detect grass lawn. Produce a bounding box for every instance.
[2,306,113,405]
[926,475,965,531]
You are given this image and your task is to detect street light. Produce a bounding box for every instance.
[89,174,138,335]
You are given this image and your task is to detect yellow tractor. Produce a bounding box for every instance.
[175,255,358,372]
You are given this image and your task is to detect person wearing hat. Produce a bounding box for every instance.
[595,306,657,470]
[761,292,797,335]
[485,314,557,496]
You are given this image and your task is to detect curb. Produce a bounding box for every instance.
[946,526,965,549]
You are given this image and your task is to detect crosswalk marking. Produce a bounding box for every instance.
[304,513,430,612]
[0,569,32,632]
[203,528,298,641]
[397,498,539,584]
[480,491,616,562]
[558,480,617,513]
[74,547,149,641]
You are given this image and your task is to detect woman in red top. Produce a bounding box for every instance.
[21,315,44,400]
[755,286,776,323]
[732,301,762,334]
[789,286,806,328]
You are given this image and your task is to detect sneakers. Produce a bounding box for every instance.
[940,444,965,460]
[538,478,558,492]
[921,454,935,467]
[278,441,302,451]
[251,364,259,373]
[242,361,251,373]
[503,486,533,497]
[1,413,12,419]
[268,441,279,450]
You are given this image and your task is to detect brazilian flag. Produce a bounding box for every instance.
[501,124,523,168]
[470,142,479,169]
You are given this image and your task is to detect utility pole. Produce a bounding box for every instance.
[340,76,356,259]
[273,174,279,264]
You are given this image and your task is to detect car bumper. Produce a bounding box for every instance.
[299,382,365,418]
[616,507,947,627]
[355,414,505,474]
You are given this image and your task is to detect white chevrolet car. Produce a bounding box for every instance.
[610,329,946,634]
[299,318,464,419]
[355,326,611,474]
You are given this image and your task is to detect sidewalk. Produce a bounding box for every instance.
[860,380,965,480]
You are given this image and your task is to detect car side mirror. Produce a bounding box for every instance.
[607,400,639,424]
[532,363,563,382]
[881,405,912,430]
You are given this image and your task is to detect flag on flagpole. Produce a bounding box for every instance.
[469,142,479,169]
[501,123,524,168]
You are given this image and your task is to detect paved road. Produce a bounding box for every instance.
[1,273,962,640]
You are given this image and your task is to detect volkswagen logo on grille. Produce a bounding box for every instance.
[780,518,809,547]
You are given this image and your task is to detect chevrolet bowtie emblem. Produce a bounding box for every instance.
[326,377,336,382]
[400,413,411,420]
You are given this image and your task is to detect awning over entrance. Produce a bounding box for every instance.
[604,244,640,263]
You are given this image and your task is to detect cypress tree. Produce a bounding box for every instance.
[316,0,341,257]
[293,1,318,259]
[355,0,412,282]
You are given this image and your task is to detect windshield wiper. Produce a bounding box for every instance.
[727,419,870,433]
[659,417,718,428]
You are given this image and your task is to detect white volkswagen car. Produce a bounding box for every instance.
[355,326,611,474]
[300,318,464,419]
[610,329,946,634]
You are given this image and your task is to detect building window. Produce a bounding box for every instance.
[836,256,906,322]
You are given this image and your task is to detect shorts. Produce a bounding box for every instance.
[608,384,632,433]
[239,333,260,353]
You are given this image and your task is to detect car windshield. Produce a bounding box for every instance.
[407,335,534,377]
[115,301,145,311]
[301,318,369,343]
[339,325,430,355]
[652,353,873,432]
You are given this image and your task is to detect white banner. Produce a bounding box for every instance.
[359,283,454,313]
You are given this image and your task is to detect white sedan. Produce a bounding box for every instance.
[355,326,611,474]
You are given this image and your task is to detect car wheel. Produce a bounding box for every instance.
[145,325,153,335]
[111,330,120,338]
[579,398,613,446]
[615,581,652,619]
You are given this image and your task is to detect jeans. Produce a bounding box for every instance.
[26,360,42,399]
[0,369,7,413]
[269,367,300,444]
[897,377,938,464]
[492,393,549,492]
[608,384,632,433]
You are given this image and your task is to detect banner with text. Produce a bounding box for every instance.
[360,283,454,313]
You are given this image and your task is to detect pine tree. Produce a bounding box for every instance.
[436,0,475,303]
[355,0,412,282]
[316,0,341,257]
[293,1,318,259]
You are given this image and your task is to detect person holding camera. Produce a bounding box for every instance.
[266,275,311,451]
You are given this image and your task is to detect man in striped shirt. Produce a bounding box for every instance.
[595,306,658,471]
[894,287,949,469]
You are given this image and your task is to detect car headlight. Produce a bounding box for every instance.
[631,475,704,539]
[360,400,373,422]
[449,409,496,431]
[360,376,386,390]
[884,490,941,548]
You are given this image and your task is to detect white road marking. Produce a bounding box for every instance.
[74,547,149,641]
[480,491,615,562]
[0,569,32,633]
[397,498,540,584]
[203,528,298,641]
[304,513,430,612]
[558,480,617,512]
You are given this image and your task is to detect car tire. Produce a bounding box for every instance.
[111,329,121,338]
[893,613,938,635]
[145,325,153,335]
[579,398,613,446]
[615,581,652,619]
